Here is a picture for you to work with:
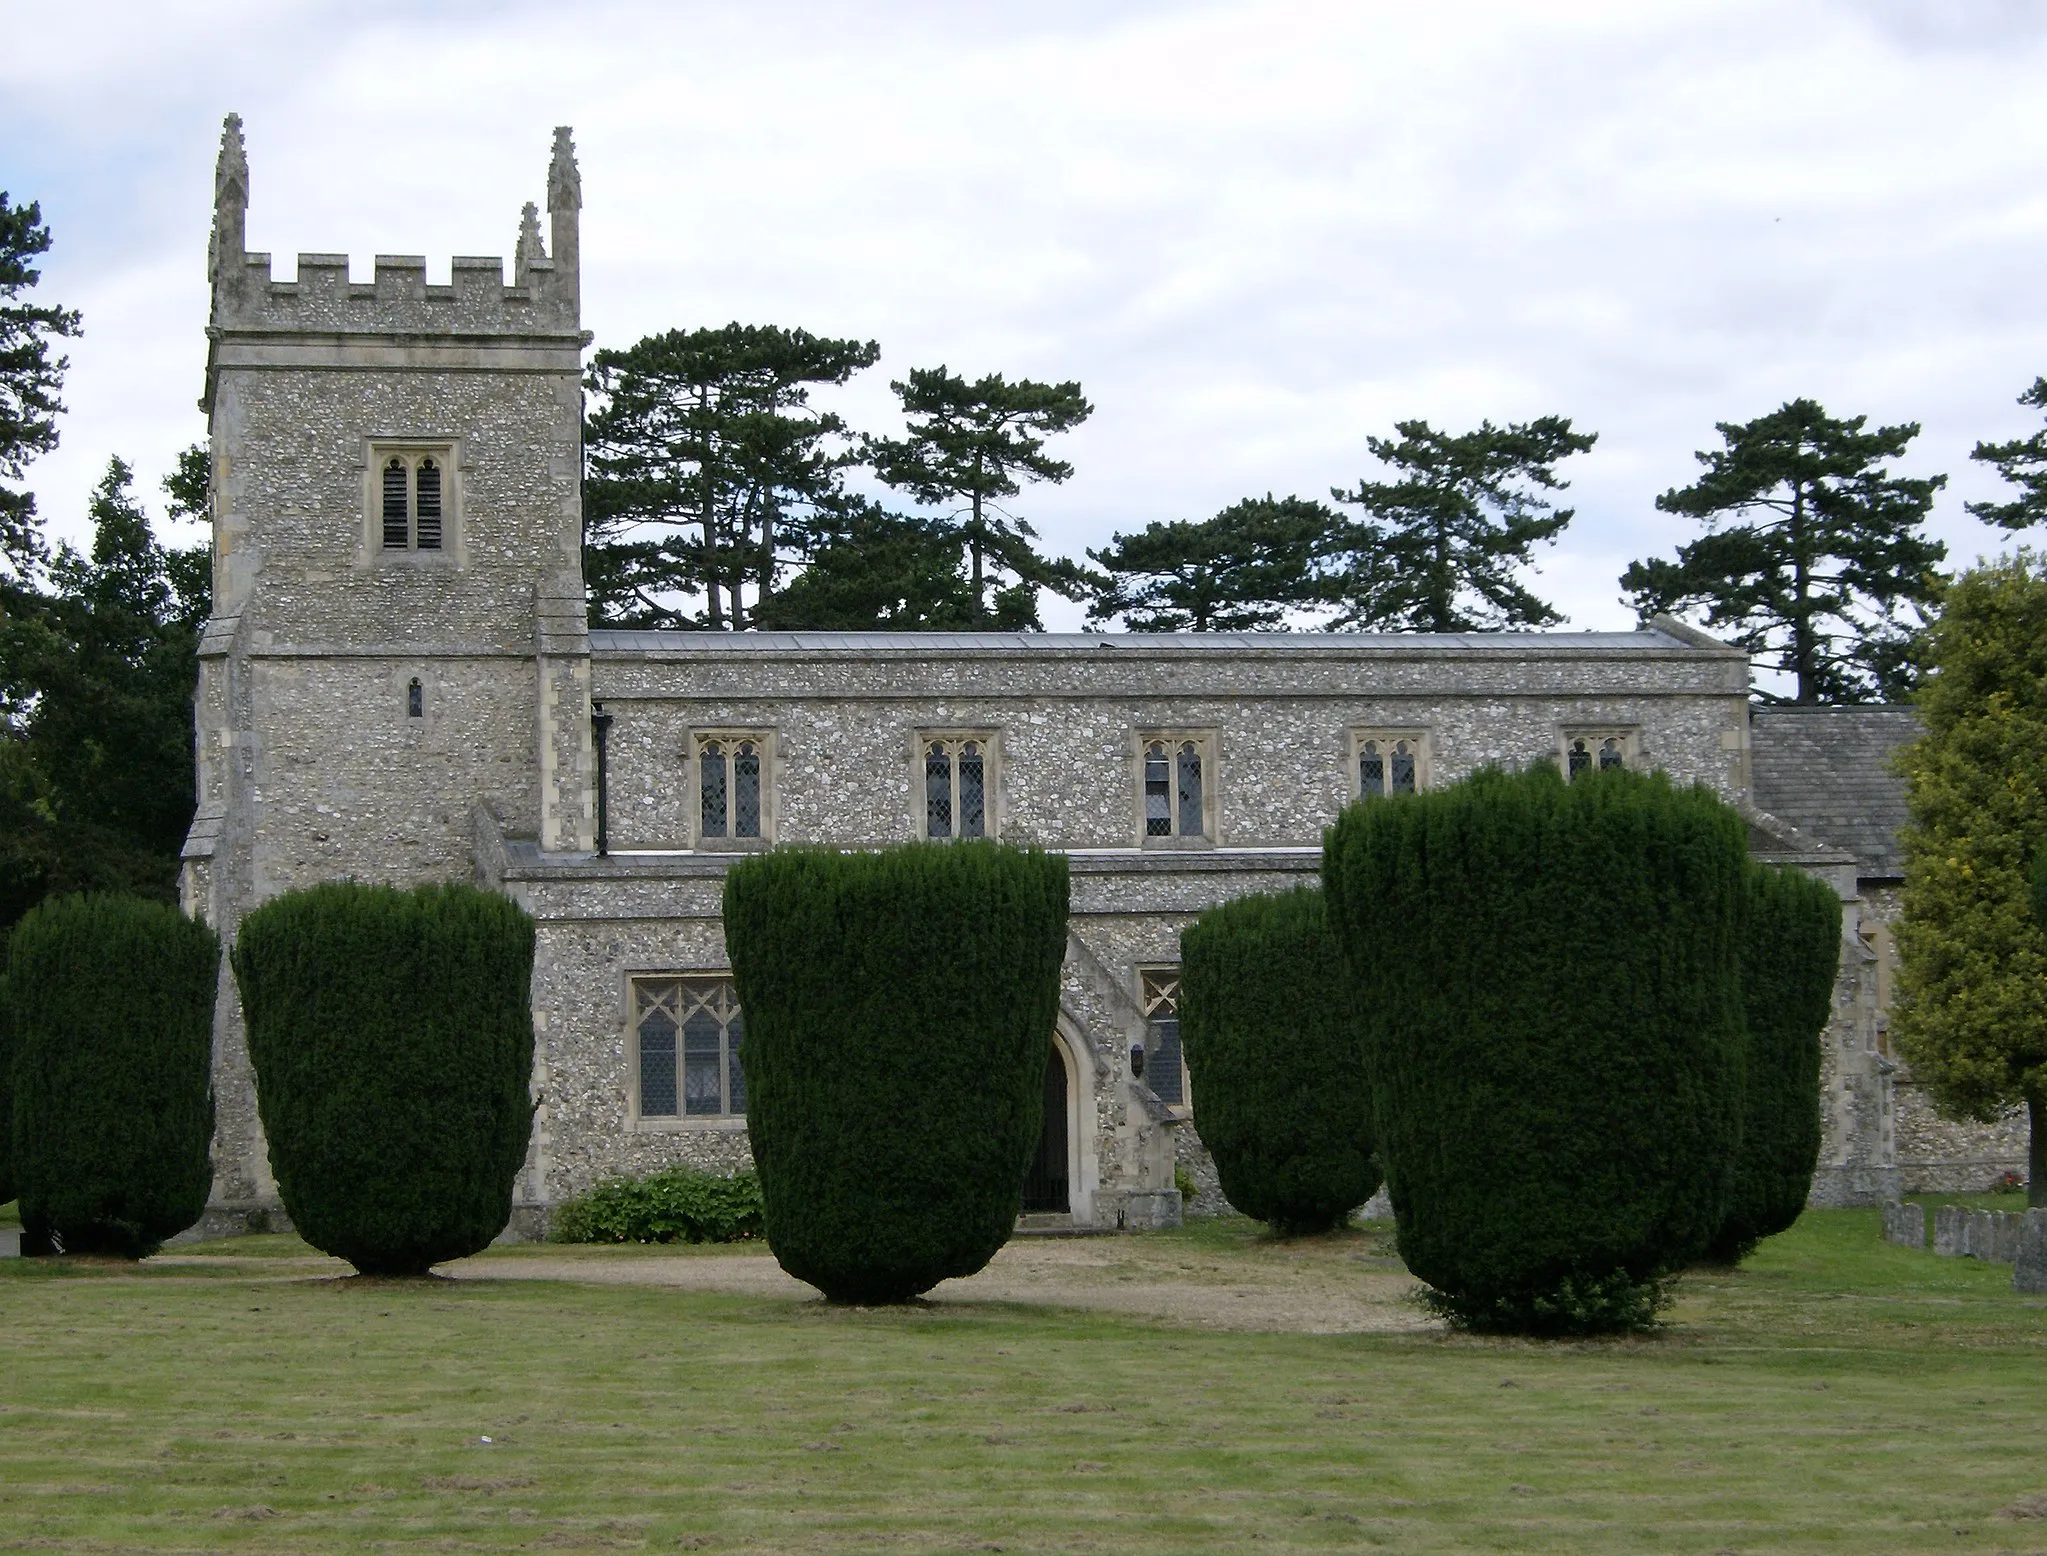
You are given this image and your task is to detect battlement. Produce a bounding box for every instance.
[202,116,584,408]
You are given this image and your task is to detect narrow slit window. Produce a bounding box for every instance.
[700,741,728,837]
[406,677,423,718]
[958,742,985,838]
[1145,743,1172,836]
[1176,742,1203,837]
[382,459,409,549]
[926,742,953,838]
[414,458,442,549]
[733,742,761,838]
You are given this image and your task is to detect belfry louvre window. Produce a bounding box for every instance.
[1563,730,1637,781]
[697,734,767,843]
[377,449,448,551]
[921,733,994,839]
[1141,735,1212,842]
[1354,730,1429,799]
[634,975,745,1119]
[1140,966,1187,1109]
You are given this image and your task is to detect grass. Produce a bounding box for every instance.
[0,1210,2042,1552]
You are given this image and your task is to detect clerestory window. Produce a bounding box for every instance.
[920,733,997,840]
[695,732,769,846]
[1140,965,1187,1111]
[375,448,450,552]
[1562,730,1637,781]
[1354,730,1429,799]
[633,974,745,1122]
[1139,733,1214,845]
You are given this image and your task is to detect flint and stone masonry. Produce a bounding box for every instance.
[185,117,2004,1237]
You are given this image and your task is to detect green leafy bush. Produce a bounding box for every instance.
[0,970,14,1208]
[231,881,536,1276]
[724,841,1069,1303]
[551,1167,763,1244]
[1324,764,1747,1335]
[1179,887,1378,1233]
[1708,863,1840,1264]
[7,893,218,1257]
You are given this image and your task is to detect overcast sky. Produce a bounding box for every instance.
[7,0,2047,632]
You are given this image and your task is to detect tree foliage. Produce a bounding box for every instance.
[1711,863,1839,1263]
[1323,764,1747,1333]
[1325,417,1594,632]
[1622,400,1946,703]
[723,842,1069,1303]
[1086,495,1333,631]
[7,893,217,1257]
[584,325,879,629]
[1967,377,2047,534]
[1178,887,1378,1233]
[0,454,210,934]
[751,504,1038,630]
[1892,553,2047,1207]
[0,193,82,583]
[866,367,1092,624]
[231,882,538,1274]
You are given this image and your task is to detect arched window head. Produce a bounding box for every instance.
[414,458,442,550]
[381,459,409,549]
[406,677,423,719]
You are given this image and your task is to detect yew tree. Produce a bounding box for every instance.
[1622,400,1946,703]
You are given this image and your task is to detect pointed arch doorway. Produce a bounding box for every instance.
[1021,1044,1070,1214]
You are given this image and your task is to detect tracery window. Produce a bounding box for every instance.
[1140,966,1187,1110]
[920,733,995,839]
[1140,734,1212,843]
[1563,730,1636,781]
[375,447,451,552]
[633,975,745,1120]
[696,733,767,844]
[1354,730,1429,799]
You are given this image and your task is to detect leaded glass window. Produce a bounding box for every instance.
[1598,736,1625,772]
[1141,966,1186,1109]
[732,742,761,837]
[920,734,993,839]
[1176,742,1202,836]
[1564,731,1635,781]
[700,741,729,836]
[1142,734,1212,841]
[1356,731,1427,800]
[1144,743,1172,836]
[635,975,744,1119]
[697,734,768,843]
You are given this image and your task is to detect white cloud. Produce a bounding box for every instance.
[6,0,2046,628]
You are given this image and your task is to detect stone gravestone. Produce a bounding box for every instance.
[1882,1202,1925,1248]
[1935,1205,1966,1256]
[2016,1209,2047,1296]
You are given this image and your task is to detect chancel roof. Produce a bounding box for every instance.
[1749,705,1921,879]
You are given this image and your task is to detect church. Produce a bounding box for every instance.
[181,118,2022,1238]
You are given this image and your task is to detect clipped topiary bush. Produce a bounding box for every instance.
[231,881,536,1276]
[0,969,14,1209]
[1324,764,1747,1334]
[550,1166,763,1244]
[724,841,1069,1303]
[1707,862,1840,1264]
[1179,886,1378,1234]
[7,893,218,1257]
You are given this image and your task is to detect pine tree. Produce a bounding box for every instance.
[1892,554,2047,1207]
[1622,400,1946,703]
[0,193,81,584]
[1326,417,1594,631]
[1967,377,2047,534]
[1086,495,1334,631]
[584,325,879,629]
[865,367,1092,624]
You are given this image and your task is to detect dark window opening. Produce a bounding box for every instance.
[381,459,409,549]
[700,742,728,837]
[414,458,442,550]
[733,742,761,838]
[1176,742,1203,837]
[1360,740,1384,798]
[926,743,952,838]
[1390,739,1417,793]
[958,741,985,838]
[407,677,423,718]
[1144,743,1171,836]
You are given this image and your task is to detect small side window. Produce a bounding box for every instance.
[407,677,423,718]
[919,733,997,840]
[694,732,772,847]
[1354,730,1429,800]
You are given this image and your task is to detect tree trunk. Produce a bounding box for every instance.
[969,492,986,624]
[1790,477,1813,702]
[2031,1092,2045,1209]
[699,385,723,631]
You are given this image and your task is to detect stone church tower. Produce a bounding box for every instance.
[182,116,595,1214]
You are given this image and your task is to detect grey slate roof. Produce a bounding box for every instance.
[589,626,1708,656]
[1749,705,1921,879]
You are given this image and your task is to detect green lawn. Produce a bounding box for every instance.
[0,1210,2043,1552]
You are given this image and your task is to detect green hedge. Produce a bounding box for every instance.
[231,881,536,1276]
[550,1166,763,1244]
[7,893,218,1257]
[1324,764,1747,1334]
[1709,863,1840,1263]
[0,970,14,1208]
[724,842,1069,1303]
[1179,887,1378,1233]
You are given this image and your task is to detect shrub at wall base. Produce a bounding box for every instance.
[1324,765,1747,1334]
[550,1167,764,1244]
[1709,863,1840,1264]
[7,894,218,1257]
[725,842,1070,1303]
[1180,886,1378,1233]
[232,881,536,1276]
